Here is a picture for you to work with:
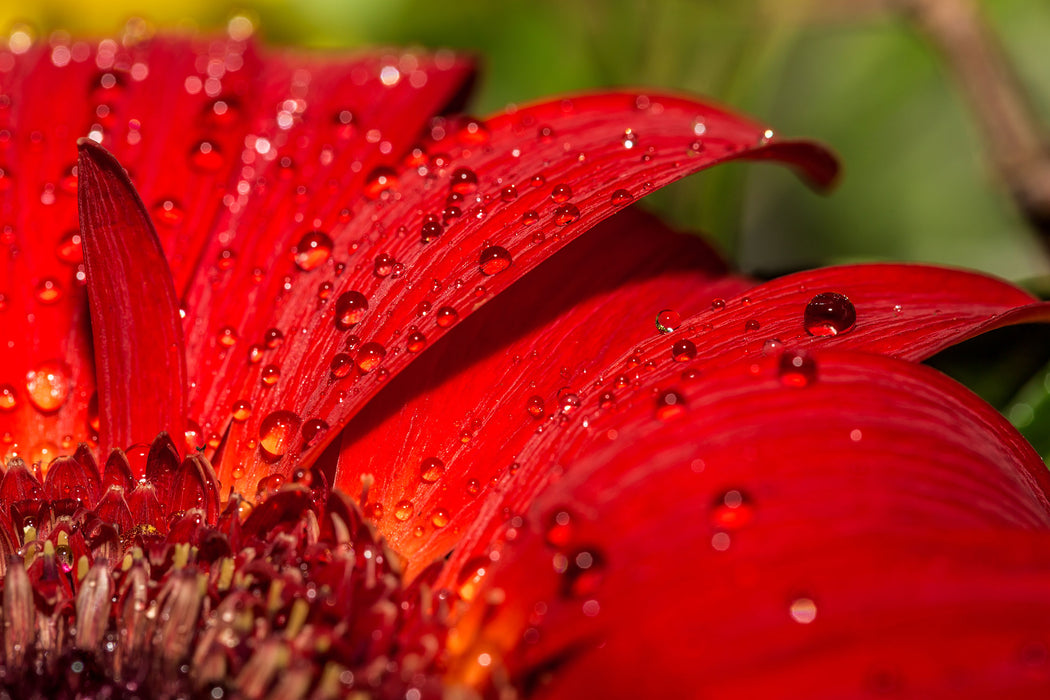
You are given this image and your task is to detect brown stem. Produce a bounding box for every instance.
[894,0,1050,237]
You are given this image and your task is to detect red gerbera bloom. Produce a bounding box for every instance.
[0,27,1049,699]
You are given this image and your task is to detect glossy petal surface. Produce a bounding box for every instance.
[450,351,1050,697]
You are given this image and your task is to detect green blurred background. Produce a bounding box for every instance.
[7,0,1050,453]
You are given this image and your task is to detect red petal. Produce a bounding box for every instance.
[196,90,834,490]
[334,207,750,571]
[448,351,1050,696]
[77,140,187,458]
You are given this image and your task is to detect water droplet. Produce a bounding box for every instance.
[479,246,512,275]
[363,167,399,198]
[450,167,478,194]
[779,350,817,388]
[553,203,580,226]
[334,291,369,330]
[456,117,490,145]
[804,292,856,336]
[558,389,581,413]
[436,306,458,328]
[301,418,329,446]
[466,479,481,496]
[152,199,184,226]
[610,188,632,206]
[355,342,386,373]
[216,326,238,348]
[263,328,283,349]
[671,339,697,362]
[25,362,70,413]
[421,457,445,483]
[558,547,605,598]
[260,364,280,386]
[188,139,224,171]
[420,217,443,243]
[56,230,83,264]
[247,344,264,364]
[500,185,518,202]
[545,509,573,547]
[35,278,62,304]
[365,502,383,520]
[655,309,680,333]
[293,230,333,271]
[258,410,301,459]
[526,395,545,419]
[762,338,784,357]
[621,128,637,149]
[521,210,539,226]
[711,489,754,529]
[550,184,572,203]
[655,389,686,420]
[431,508,450,528]
[711,298,726,312]
[231,401,251,421]
[744,319,760,332]
[0,384,14,411]
[789,597,817,624]
[330,353,353,378]
[395,499,414,521]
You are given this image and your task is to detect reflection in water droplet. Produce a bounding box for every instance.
[301,418,329,446]
[671,339,697,362]
[711,298,726,312]
[656,309,680,334]
[335,291,369,330]
[521,210,539,226]
[260,364,280,386]
[711,489,754,529]
[779,350,817,388]
[25,362,70,413]
[479,246,512,275]
[56,230,83,264]
[420,457,445,483]
[293,230,333,271]
[804,292,856,336]
[258,410,301,459]
[35,278,62,304]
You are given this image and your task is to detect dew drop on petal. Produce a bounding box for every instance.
[188,139,224,171]
[436,306,458,328]
[56,230,83,264]
[711,298,726,312]
[479,246,512,275]
[610,188,632,206]
[25,362,70,413]
[293,230,333,271]
[655,389,686,421]
[355,342,386,373]
[779,350,817,388]
[420,457,445,483]
[671,339,696,362]
[330,353,353,378]
[231,401,251,421]
[449,167,478,194]
[762,338,784,357]
[258,410,301,459]
[301,418,329,446]
[550,184,572,203]
[0,384,15,411]
[526,395,545,419]
[363,167,399,198]
[334,291,368,330]
[545,509,573,547]
[711,489,754,529]
[553,203,580,226]
[260,364,280,386]
[431,508,450,528]
[406,331,427,352]
[500,185,518,202]
[395,499,414,521]
[420,217,443,243]
[35,278,62,304]
[655,309,680,334]
[804,292,856,336]
[151,199,184,226]
[789,597,817,624]
[559,547,606,598]
[521,210,539,226]
[558,389,581,413]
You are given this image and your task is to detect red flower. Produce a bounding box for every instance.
[1,31,1049,698]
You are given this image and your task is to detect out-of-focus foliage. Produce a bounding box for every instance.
[7,0,1050,281]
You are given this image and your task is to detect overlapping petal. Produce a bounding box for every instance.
[448,351,1050,696]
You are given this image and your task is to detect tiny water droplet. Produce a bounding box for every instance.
[671,339,697,362]
[293,230,333,271]
[804,292,856,336]
[655,309,680,334]
[355,342,386,373]
[711,489,754,529]
[334,291,368,330]
[466,479,481,496]
[779,350,817,388]
[655,389,686,420]
[553,203,580,226]
[421,457,445,483]
[479,246,512,275]
[258,410,301,459]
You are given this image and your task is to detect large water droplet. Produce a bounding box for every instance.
[334,290,368,330]
[431,508,450,528]
[611,188,633,206]
[355,342,386,373]
[293,230,333,271]
[779,350,817,388]
[395,499,414,521]
[479,246,512,275]
[656,309,680,334]
[671,339,697,362]
[258,410,301,459]
[25,362,70,413]
[450,167,478,194]
[231,401,251,421]
[420,457,445,483]
[436,306,458,328]
[420,216,443,243]
[550,184,572,203]
[804,292,856,336]
[553,204,580,226]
